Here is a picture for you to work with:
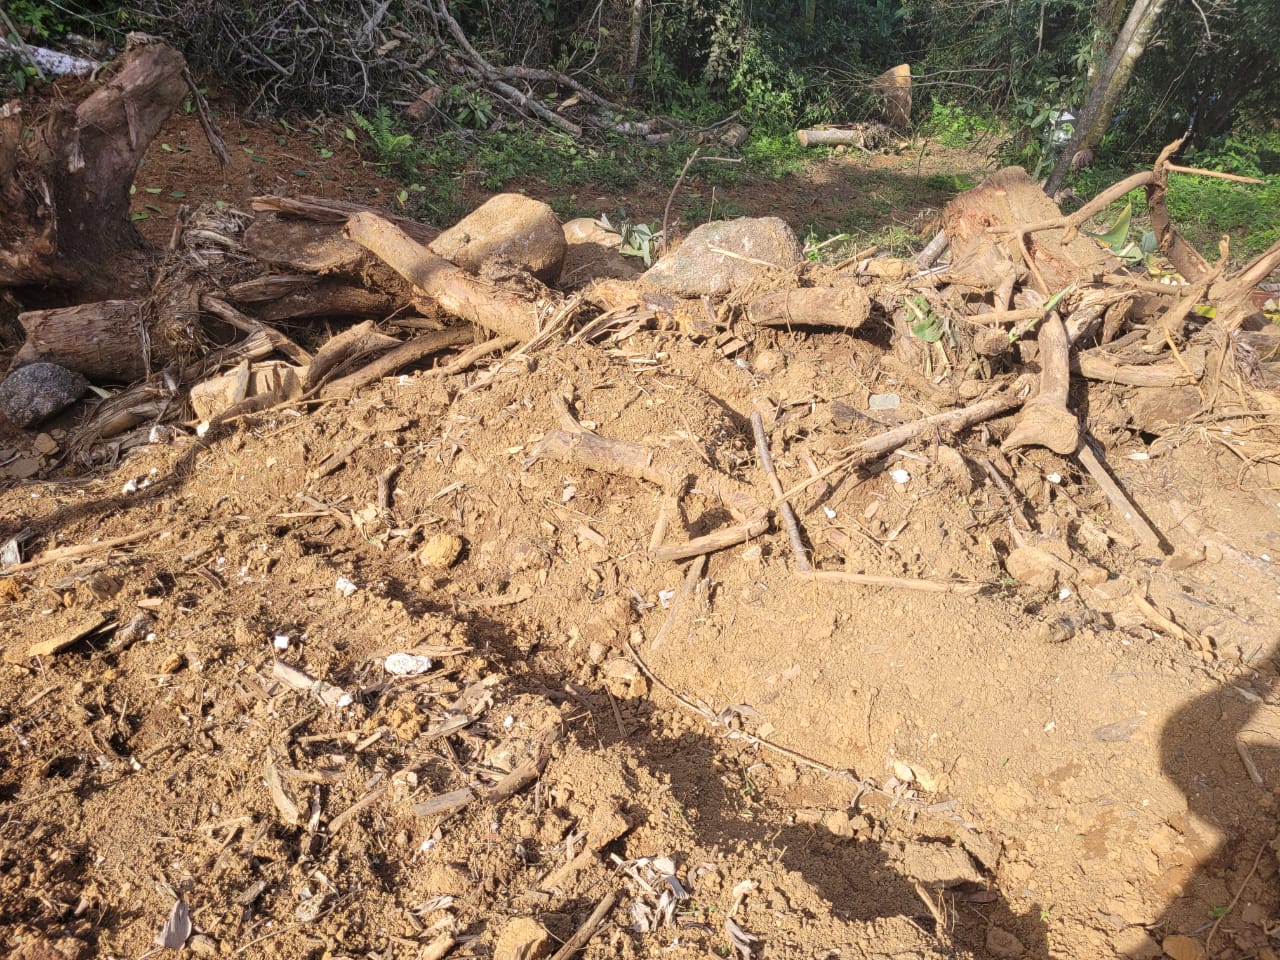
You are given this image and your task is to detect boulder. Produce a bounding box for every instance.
[430,194,565,283]
[641,217,802,298]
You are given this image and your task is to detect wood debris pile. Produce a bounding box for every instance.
[3,40,1279,600]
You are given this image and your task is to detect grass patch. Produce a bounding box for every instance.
[1071,166,1280,264]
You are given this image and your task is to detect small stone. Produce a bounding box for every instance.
[188,935,219,957]
[494,917,551,960]
[158,652,185,675]
[985,925,1025,958]
[419,533,464,569]
[1004,546,1060,593]
[0,362,90,428]
[822,810,855,838]
[1113,928,1161,960]
[34,433,59,455]
[753,349,785,375]
[1163,546,1205,571]
[1161,934,1205,960]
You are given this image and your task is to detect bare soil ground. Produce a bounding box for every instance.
[2,112,1279,960]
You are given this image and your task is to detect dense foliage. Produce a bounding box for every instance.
[2,0,1277,170]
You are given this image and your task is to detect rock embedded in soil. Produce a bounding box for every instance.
[0,362,90,428]
[985,925,1025,958]
[494,916,552,960]
[559,217,642,286]
[640,216,803,297]
[1113,928,1162,960]
[1161,934,1205,960]
[420,533,464,569]
[430,193,566,284]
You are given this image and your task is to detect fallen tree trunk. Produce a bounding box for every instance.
[0,37,192,300]
[345,212,544,342]
[12,300,148,381]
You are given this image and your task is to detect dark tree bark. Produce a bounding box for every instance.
[0,37,190,302]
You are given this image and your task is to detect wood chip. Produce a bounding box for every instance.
[5,613,110,662]
[410,787,476,818]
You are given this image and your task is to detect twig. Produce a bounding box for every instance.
[1165,163,1263,185]
[799,570,983,594]
[0,9,46,81]
[751,411,810,571]
[318,328,475,398]
[327,784,389,836]
[1205,842,1268,954]
[653,520,768,562]
[651,555,706,651]
[1,527,160,574]
[1235,739,1264,787]
[1075,439,1164,553]
[659,151,742,251]
[548,890,618,960]
[776,378,1033,505]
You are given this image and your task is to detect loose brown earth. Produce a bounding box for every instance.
[1,112,1278,960]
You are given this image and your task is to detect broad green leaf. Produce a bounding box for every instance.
[1087,202,1132,251]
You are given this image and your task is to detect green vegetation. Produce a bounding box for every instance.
[1072,132,1280,264]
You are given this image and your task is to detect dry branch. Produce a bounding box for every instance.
[745,286,871,331]
[345,212,545,341]
[318,327,475,398]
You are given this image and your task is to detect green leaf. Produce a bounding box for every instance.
[131,211,148,221]
[344,128,356,141]
[1086,202,1132,251]
[318,148,333,159]
[292,169,308,177]
[169,190,186,199]
[145,187,161,194]
[145,204,163,214]
[911,318,942,343]
[160,143,173,153]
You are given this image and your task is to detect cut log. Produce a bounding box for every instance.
[12,300,147,382]
[345,213,544,342]
[242,211,436,279]
[872,64,912,131]
[241,279,405,324]
[796,125,892,149]
[745,285,871,331]
[0,38,191,300]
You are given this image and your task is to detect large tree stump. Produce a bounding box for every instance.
[943,167,1116,292]
[0,37,190,301]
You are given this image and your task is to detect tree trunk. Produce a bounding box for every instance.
[0,37,190,301]
[625,0,646,96]
[1044,0,1170,195]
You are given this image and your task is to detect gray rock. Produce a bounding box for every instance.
[641,217,802,297]
[0,362,89,428]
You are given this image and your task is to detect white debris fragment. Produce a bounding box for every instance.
[334,576,358,597]
[384,652,434,676]
[273,635,290,650]
[890,468,911,484]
